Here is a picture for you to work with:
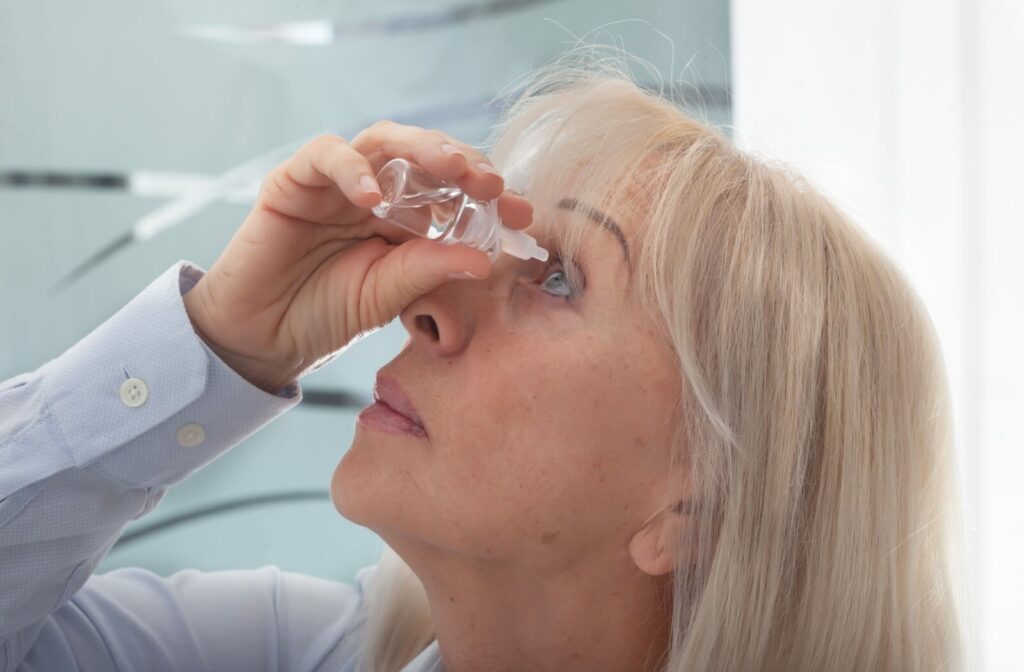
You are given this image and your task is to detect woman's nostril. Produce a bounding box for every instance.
[415,314,440,341]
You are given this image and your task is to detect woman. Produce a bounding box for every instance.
[0,45,966,671]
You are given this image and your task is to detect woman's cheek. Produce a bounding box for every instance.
[507,284,589,329]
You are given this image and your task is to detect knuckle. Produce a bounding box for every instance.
[432,130,460,148]
[353,119,395,147]
[313,133,346,150]
[311,133,333,147]
[259,170,279,194]
[259,168,287,201]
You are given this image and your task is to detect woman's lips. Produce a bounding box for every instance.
[357,373,428,438]
[357,401,428,438]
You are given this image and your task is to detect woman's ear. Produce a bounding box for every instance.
[629,505,683,576]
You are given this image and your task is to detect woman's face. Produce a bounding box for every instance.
[332,192,682,573]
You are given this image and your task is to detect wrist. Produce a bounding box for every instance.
[182,285,302,395]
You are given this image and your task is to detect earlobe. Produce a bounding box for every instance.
[629,511,680,576]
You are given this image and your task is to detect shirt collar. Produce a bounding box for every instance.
[401,638,446,672]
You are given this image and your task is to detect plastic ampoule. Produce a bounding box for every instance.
[370,157,548,263]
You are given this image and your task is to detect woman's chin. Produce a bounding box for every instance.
[329,445,382,523]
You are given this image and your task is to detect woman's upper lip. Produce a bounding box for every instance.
[373,373,426,431]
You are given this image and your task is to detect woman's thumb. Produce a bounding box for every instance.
[369,237,492,318]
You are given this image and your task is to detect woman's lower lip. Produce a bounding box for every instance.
[357,401,428,438]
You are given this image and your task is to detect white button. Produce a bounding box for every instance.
[176,423,206,447]
[119,377,149,407]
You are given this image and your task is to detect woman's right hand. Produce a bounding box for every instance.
[181,121,535,394]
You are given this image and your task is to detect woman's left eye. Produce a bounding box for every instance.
[537,256,583,301]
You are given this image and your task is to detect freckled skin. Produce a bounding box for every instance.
[330,193,681,671]
[333,266,679,568]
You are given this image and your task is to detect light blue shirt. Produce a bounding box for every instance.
[0,260,445,672]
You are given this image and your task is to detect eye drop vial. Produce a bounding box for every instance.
[370,157,548,263]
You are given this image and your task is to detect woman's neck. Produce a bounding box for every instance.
[409,546,673,672]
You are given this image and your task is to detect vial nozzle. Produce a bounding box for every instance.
[499,227,549,262]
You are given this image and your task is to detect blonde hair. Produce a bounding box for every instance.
[351,42,969,672]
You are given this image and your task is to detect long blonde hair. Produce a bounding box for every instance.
[351,42,969,672]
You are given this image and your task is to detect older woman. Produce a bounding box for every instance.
[0,46,966,672]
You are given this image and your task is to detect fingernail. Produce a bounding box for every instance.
[446,270,483,280]
[476,162,501,176]
[441,143,465,157]
[359,174,381,195]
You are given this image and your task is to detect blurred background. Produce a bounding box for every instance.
[0,0,1019,668]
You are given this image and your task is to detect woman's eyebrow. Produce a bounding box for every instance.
[554,197,631,269]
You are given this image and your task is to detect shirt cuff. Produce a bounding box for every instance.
[38,260,304,489]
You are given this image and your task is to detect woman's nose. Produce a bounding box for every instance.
[398,255,527,355]
[398,283,477,357]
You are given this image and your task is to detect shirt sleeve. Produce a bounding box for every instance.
[0,260,373,672]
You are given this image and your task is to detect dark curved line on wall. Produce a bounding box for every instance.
[51,231,134,290]
[300,388,370,409]
[331,0,560,35]
[112,490,332,549]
